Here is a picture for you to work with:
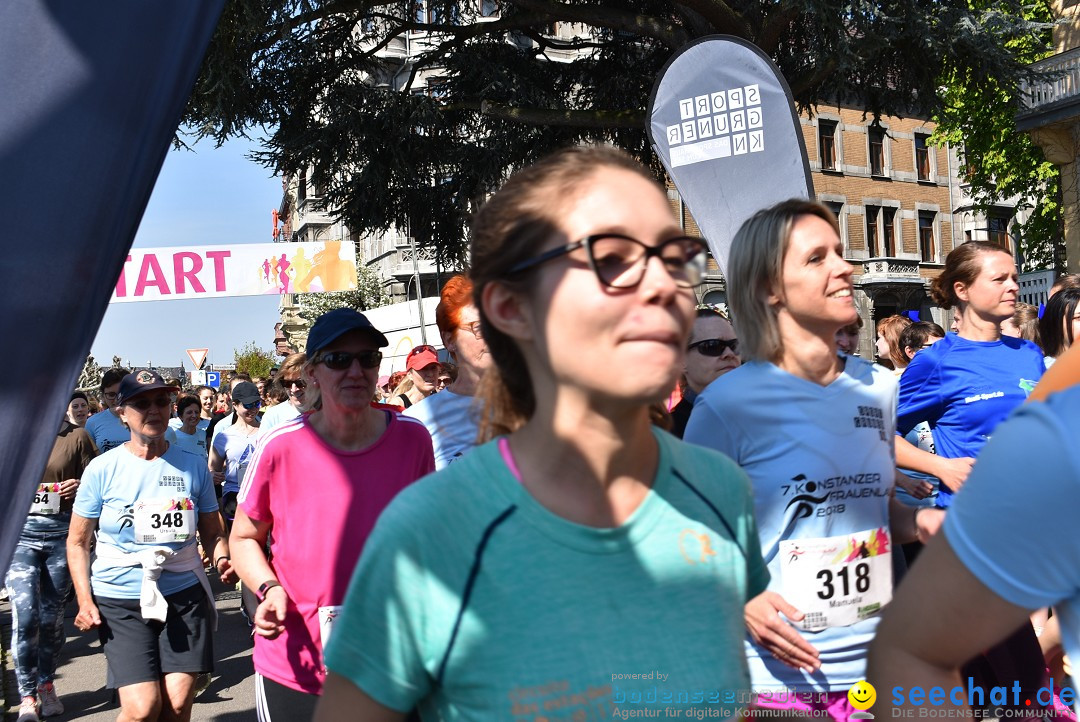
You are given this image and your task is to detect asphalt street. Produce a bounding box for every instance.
[3,576,257,721]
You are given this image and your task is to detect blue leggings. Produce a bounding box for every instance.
[5,534,71,697]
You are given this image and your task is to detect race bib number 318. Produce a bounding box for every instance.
[133,498,196,544]
[779,527,893,631]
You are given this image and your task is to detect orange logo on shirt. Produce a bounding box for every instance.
[679,529,717,565]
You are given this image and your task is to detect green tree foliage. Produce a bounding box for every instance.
[932,0,1058,271]
[234,341,277,378]
[296,253,391,322]
[183,0,1051,262]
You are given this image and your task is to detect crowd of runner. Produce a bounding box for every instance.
[7,145,1080,722]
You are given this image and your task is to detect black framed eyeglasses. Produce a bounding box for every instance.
[507,234,709,289]
[281,377,306,389]
[102,392,119,400]
[688,338,739,356]
[319,350,383,370]
[460,321,483,340]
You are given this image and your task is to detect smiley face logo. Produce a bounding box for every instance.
[848,680,876,711]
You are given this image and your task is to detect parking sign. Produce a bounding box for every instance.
[205,371,221,388]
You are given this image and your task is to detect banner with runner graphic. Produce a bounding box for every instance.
[110,240,358,302]
[647,36,814,277]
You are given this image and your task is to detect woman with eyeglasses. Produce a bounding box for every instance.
[230,308,435,721]
[259,352,307,432]
[390,344,441,408]
[670,307,740,438]
[68,370,234,722]
[209,381,263,532]
[684,200,941,722]
[312,146,768,720]
[403,274,492,468]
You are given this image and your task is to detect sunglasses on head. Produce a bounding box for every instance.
[688,338,739,356]
[410,345,437,356]
[320,350,383,370]
[281,377,306,389]
[125,395,172,412]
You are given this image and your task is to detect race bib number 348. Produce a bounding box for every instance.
[133,498,196,544]
[779,527,893,631]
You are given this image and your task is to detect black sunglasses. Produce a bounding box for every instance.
[239,400,262,410]
[320,350,383,370]
[281,377,306,389]
[507,234,708,289]
[410,345,437,356]
[125,396,172,412]
[688,338,739,356]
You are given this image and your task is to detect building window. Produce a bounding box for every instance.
[869,128,886,176]
[825,201,845,252]
[820,120,838,171]
[915,134,932,181]
[919,212,936,262]
[480,0,498,16]
[987,213,1011,249]
[882,208,896,257]
[866,205,879,254]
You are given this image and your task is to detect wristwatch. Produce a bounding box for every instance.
[256,580,281,602]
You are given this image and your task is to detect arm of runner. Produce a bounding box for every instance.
[67,513,101,631]
[894,470,932,499]
[198,511,236,585]
[894,436,973,491]
[229,507,287,639]
[889,496,944,545]
[867,532,1031,715]
[745,590,820,673]
[208,440,226,487]
[313,672,407,722]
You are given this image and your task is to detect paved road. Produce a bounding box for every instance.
[3,577,257,721]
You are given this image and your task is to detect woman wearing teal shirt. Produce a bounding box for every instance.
[314,146,770,720]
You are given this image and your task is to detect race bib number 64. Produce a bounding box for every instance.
[779,527,893,631]
[133,498,196,544]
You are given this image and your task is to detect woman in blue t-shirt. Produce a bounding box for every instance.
[895,241,1044,508]
[684,200,940,721]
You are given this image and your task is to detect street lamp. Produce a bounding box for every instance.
[407,235,428,345]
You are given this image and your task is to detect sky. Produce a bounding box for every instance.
[90,136,284,372]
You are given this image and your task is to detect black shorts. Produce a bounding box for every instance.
[95,582,214,688]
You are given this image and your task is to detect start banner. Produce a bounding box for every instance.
[110,240,358,303]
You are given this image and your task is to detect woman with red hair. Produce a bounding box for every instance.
[403,274,492,468]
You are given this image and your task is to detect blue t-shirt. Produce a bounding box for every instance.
[945,385,1080,687]
[87,409,178,454]
[212,423,260,495]
[685,356,897,692]
[323,430,769,717]
[896,334,1043,506]
[402,389,481,470]
[73,444,218,599]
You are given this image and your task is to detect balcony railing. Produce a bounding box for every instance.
[861,258,922,280]
[1019,47,1080,115]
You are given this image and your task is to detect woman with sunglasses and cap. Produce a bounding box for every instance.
[670,306,741,438]
[313,146,768,720]
[389,344,441,409]
[229,308,435,721]
[684,200,941,722]
[68,369,234,722]
[209,381,263,531]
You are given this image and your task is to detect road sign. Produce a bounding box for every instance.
[205,371,221,388]
[190,370,207,386]
[186,348,209,369]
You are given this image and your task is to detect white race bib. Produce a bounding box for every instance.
[133,498,196,544]
[29,483,62,515]
[318,605,343,662]
[779,527,893,631]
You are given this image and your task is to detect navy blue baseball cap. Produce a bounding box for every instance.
[306,308,389,355]
[117,369,174,404]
